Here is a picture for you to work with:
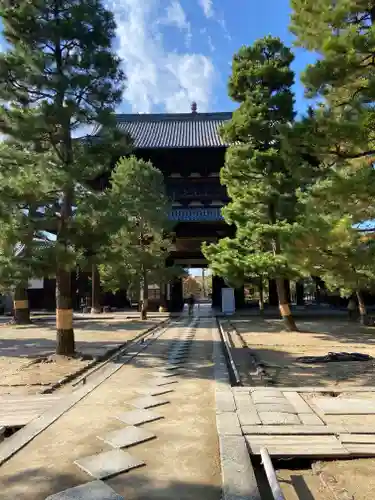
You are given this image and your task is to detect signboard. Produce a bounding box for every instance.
[221,287,235,315]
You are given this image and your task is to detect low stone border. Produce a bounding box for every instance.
[212,324,261,500]
[41,318,171,394]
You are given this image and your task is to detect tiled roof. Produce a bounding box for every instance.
[113,112,232,149]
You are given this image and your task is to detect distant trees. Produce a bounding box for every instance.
[183,276,202,298]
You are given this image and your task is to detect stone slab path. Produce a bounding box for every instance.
[0,317,221,500]
[233,386,375,457]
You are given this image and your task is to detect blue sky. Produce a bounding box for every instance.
[104,0,317,116]
[0,0,316,115]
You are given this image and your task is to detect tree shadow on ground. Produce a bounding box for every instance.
[3,311,375,392]
[233,315,375,346]
[0,466,222,500]
[0,319,159,359]
[230,344,375,387]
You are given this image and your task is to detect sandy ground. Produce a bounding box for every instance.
[0,317,221,500]
[0,315,161,395]
[233,317,375,387]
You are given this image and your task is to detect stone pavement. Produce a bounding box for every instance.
[0,315,222,500]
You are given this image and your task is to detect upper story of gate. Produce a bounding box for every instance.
[111,109,232,223]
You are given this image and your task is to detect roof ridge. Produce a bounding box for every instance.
[115,111,233,123]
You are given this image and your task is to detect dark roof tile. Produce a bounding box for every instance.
[114,112,232,149]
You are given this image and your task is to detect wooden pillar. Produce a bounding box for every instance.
[212,275,225,308]
[234,286,245,309]
[268,279,278,306]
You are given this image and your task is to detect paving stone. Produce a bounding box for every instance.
[116,409,163,426]
[217,412,242,436]
[259,412,301,425]
[219,436,261,500]
[151,371,177,378]
[74,449,144,480]
[168,356,186,362]
[175,348,189,355]
[45,480,124,499]
[136,387,174,396]
[167,360,186,366]
[237,410,262,426]
[250,389,283,398]
[255,403,295,413]
[130,396,169,409]
[216,390,236,412]
[151,378,179,386]
[251,395,287,404]
[98,425,156,448]
[168,357,187,363]
[172,349,189,355]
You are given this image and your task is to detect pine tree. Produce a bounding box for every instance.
[100,156,173,320]
[0,0,124,353]
[290,170,375,325]
[288,1,375,320]
[290,1,375,161]
[203,37,300,331]
[0,142,60,323]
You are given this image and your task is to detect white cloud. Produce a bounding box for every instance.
[160,0,192,48]
[106,0,215,113]
[207,35,215,52]
[164,0,189,31]
[198,0,214,18]
[218,18,232,42]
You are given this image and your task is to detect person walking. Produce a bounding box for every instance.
[187,294,195,316]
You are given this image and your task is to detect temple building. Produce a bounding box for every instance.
[112,106,238,311]
[26,105,307,312]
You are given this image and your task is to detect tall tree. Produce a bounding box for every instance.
[99,156,173,320]
[290,1,375,162]
[0,0,124,354]
[0,142,59,324]
[203,37,300,330]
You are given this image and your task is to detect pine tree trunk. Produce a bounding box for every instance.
[56,268,74,355]
[140,269,148,320]
[91,263,101,314]
[13,284,31,324]
[13,204,37,325]
[356,290,368,326]
[276,278,298,331]
[56,188,75,356]
[258,277,264,314]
